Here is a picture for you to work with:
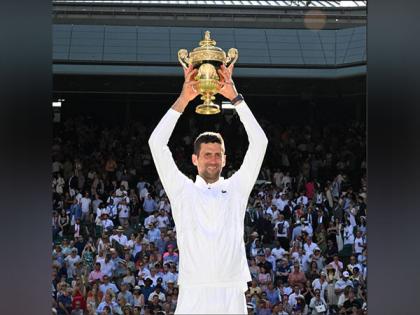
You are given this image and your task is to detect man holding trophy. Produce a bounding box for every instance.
[148,32,268,314]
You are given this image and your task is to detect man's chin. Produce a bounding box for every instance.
[200,171,221,183]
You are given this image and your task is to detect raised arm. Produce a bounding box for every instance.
[148,65,198,201]
[218,64,268,198]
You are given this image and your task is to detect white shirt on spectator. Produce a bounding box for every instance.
[118,204,130,219]
[274,198,288,211]
[144,215,157,228]
[80,197,91,213]
[275,220,289,238]
[148,291,166,302]
[303,241,318,256]
[100,260,115,278]
[301,224,313,237]
[334,279,353,291]
[110,234,128,246]
[147,227,161,243]
[296,195,308,205]
[343,226,355,245]
[354,236,365,254]
[271,247,286,260]
[157,214,170,228]
[312,278,328,298]
[140,187,149,200]
[101,219,114,230]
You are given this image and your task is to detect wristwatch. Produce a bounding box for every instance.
[230,93,244,105]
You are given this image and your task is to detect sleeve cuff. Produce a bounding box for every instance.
[168,107,183,117]
[234,100,248,112]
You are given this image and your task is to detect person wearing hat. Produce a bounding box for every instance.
[334,271,353,298]
[165,279,176,295]
[163,244,179,265]
[291,219,303,241]
[110,226,128,247]
[132,285,145,308]
[100,212,114,232]
[64,248,81,281]
[141,277,155,302]
[312,271,328,299]
[310,247,325,271]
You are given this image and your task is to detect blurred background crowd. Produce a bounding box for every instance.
[51,106,366,315]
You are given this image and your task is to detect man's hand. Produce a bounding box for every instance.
[217,64,239,102]
[172,64,199,113]
[179,64,199,103]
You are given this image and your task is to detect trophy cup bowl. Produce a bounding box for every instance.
[178,31,238,115]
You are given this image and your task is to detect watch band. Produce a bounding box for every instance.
[230,93,244,105]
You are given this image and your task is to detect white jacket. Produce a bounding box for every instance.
[148,101,268,291]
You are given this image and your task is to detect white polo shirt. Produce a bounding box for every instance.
[149,101,267,291]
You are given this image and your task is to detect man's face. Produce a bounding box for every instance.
[192,142,226,183]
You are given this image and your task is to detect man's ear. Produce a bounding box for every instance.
[222,154,226,168]
[192,154,198,166]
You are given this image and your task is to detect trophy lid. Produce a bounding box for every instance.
[189,31,226,65]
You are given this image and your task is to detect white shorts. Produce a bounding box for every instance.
[175,286,247,314]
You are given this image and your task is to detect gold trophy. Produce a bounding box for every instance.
[178,31,238,115]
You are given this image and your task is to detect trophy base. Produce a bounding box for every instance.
[195,103,220,115]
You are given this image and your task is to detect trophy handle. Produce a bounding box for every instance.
[178,49,190,69]
[225,48,239,67]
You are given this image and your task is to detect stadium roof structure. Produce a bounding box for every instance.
[53,0,366,30]
[53,0,366,78]
[53,1,366,8]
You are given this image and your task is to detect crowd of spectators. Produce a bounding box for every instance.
[51,108,367,315]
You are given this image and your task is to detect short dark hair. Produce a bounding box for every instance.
[193,132,225,156]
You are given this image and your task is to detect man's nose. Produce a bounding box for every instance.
[209,155,220,163]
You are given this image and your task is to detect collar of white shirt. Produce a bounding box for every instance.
[194,175,225,189]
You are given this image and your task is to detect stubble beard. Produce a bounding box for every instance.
[200,167,222,184]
